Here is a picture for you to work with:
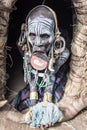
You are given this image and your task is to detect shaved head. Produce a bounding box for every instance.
[27,5,55,20]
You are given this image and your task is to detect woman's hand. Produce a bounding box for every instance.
[0,100,7,108]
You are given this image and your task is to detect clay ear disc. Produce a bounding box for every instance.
[30,54,48,70]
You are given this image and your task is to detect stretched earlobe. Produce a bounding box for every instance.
[54,36,66,54]
[18,23,27,47]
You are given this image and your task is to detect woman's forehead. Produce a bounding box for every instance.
[28,17,54,33]
[28,17,54,25]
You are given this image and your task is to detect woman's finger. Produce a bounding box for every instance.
[40,125,45,130]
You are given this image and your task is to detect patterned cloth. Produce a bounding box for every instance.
[10,62,68,111]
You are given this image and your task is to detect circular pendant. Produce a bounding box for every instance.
[30,53,48,70]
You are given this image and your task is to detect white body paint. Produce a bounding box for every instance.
[27,17,55,49]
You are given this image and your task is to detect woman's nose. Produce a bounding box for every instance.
[34,36,41,46]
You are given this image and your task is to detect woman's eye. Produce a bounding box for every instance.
[40,34,50,39]
[29,33,36,39]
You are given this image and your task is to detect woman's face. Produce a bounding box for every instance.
[27,17,55,53]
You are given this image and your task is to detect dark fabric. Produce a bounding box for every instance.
[10,63,68,111]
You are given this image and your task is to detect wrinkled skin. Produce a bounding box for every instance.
[28,17,55,53]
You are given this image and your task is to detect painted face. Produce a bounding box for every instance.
[27,17,55,53]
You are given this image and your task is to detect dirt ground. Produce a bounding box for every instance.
[0,65,87,130]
